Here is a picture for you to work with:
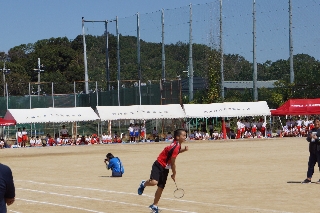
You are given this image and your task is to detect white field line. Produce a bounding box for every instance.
[9,210,22,213]
[16,198,105,213]
[17,187,197,213]
[16,180,293,213]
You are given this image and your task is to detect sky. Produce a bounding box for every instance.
[0,0,319,63]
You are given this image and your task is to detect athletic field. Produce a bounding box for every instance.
[1,137,319,213]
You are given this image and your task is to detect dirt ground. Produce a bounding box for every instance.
[1,137,320,213]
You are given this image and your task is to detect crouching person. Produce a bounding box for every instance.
[104,153,124,177]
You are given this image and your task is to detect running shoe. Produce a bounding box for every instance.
[301,178,311,184]
[149,204,159,213]
[138,180,145,195]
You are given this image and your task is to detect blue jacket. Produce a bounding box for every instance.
[108,157,124,174]
[0,164,15,213]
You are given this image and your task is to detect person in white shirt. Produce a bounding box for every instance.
[0,138,4,149]
[236,119,242,139]
[76,135,81,145]
[282,126,289,137]
[203,130,210,140]
[16,128,22,146]
[56,136,63,146]
[101,132,108,144]
[212,130,219,140]
[128,123,134,143]
[106,133,112,144]
[140,123,146,142]
[296,117,302,136]
[29,136,36,147]
[85,135,91,145]
[35,136,42,147]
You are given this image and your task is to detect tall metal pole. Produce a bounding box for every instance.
[6,83,8,110]
[82,17,89,94]
[2,62,5,97]
[161,9,165,82]
[188,3,194,102]
[137,13,142,105]
[74,81,76,107]
[52,82,54,108]
[116,16,121,106]
[220,0,224,99]
[105,20,110,91]
[289,0,294,84]
[37,58,41,96]
[96,81,98,106]
[252,0,258,101]
[29,82,31,109]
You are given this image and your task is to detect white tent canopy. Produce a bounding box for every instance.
[183,101,271,118]
[4,107,100,124]
[138,104,186,119]
[96,105,141,121]
[96,104,185,121]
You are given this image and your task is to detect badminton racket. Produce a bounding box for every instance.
[173,180,185,198]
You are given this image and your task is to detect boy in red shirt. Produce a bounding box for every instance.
[137,129,188,213]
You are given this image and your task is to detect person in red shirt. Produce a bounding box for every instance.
[137,129,188,213]
[47,135,55,146]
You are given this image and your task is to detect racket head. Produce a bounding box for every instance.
[174,188,185,198]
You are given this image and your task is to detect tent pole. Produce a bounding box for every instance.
[108,120,112,135]
[97,121,100,142]
[264,115,267,138]
[71,123,74,138]
[222,117,226,139]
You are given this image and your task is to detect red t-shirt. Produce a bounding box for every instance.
[157,141,181,168]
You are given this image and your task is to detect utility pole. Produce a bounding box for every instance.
[220,0,224,99]
[289,0,294,84]
[33,58,44,96]
[0,61,10,97]
[188,3,194,102]
[252,0,258,101]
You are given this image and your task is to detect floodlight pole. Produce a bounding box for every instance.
[82,17,89,94]
[161,9,165,82]
[1,61,10,97]
[33,58,44,96]
[105,20,110,91]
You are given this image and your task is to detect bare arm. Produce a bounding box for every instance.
[179,146,188,153]
[171,157,177,181]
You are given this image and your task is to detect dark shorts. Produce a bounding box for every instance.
[150,161,169,189]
